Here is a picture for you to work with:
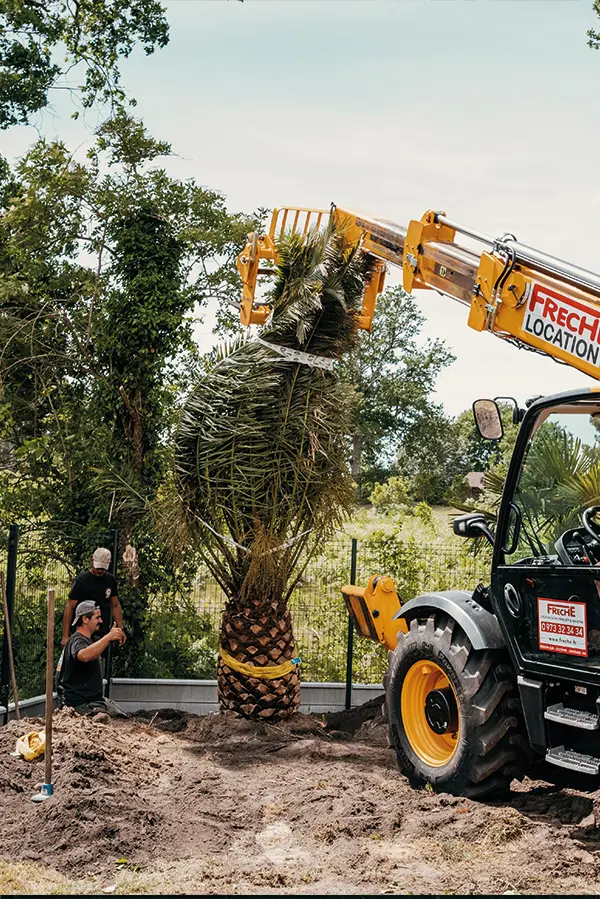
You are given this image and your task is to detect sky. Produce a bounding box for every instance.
[3,0,600,417]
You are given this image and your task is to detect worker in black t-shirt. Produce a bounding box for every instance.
[59,601,125,711]
[62,547,126,647]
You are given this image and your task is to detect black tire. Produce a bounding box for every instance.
[386,611,528,798]
[382,652,393,727]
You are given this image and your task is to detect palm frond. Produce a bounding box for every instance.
[172,226,373,600]
[91,462,149,517]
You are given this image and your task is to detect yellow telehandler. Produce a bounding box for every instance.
[238,205,600,797]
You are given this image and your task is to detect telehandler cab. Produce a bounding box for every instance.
[238,203,600,796]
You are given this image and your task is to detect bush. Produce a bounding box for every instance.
[413,501,434,530]
[124,596,219,680]
[370,476,410,512]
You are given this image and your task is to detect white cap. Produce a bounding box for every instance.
[92,547,111,570]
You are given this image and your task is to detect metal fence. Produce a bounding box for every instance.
[0,522,490,718]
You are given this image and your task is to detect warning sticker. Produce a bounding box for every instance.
[538,598,588,657]
[522,284,600,370]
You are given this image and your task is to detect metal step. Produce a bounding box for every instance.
[544,703,599,730]
[546,746,600,775]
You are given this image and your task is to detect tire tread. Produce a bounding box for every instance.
[386,610,527,798]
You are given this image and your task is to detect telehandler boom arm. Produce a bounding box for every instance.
[238,205,600,381]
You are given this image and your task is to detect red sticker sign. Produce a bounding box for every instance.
[523,284,600,369]
[538,598,588,657]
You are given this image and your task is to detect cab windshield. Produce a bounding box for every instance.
[508,401,600,559]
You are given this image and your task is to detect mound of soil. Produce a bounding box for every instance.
[134,708,190,733]
[323,693,385,734]
[2,704,600,894]
[0,710,177,870]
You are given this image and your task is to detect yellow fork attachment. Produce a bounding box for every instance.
[237,206,387,329]
[341,575,407,654]
[237,208,328,326]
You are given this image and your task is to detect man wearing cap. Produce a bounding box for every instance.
[61,547,125,647]
[58,602,125,711]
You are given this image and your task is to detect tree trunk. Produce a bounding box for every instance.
[217,596,300,719]
[351,432,362,498]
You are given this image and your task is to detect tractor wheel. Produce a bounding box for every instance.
[386,611,527,798]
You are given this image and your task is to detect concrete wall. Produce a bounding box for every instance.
[0,692,56,722]
[110,678,383,716]
[1,679,383,722]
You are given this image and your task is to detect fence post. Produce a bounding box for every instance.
[344,538,358,711]
[1,525,19,725]
[103,528,119,699]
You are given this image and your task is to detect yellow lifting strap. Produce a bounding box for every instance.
[219,647,301,680]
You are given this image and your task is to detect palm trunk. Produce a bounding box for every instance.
[217,595,300,719]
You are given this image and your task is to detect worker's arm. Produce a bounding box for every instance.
[62,599,78,646]
[76,625,125,663]
[110,594,126,642]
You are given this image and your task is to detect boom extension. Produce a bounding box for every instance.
[238,205,600,381]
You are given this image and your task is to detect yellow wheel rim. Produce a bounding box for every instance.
[401,660,460,767]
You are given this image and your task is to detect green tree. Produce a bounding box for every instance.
[396,405,461,504]
[339,285,454,497]
[393,401,521,507]
[445,403,520,505]
[453,407,503,472]
[0,0,170,128]
[589,1,600,49]
[0,114,258,669]
[452,403,519,473]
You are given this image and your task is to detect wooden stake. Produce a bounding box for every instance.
[0,570,20,721]
[44,588,55,789]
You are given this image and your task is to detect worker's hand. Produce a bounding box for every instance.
[61,635,69,647]
[108,625,126,645]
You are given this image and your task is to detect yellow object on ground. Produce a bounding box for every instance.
[16,731,46,761]
[219,647,300,680]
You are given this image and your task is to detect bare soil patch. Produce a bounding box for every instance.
[2,702,600,894]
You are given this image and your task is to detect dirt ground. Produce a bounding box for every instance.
[2,700,600,895]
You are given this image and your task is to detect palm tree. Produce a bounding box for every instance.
[173,227,373,719]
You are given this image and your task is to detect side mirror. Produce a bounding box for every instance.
[472,399,504,440]
[453,512,495,546]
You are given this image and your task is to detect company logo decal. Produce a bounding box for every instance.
[523,284,600,367]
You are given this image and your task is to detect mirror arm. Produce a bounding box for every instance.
[494,395,526,424]
[471,521,496,547]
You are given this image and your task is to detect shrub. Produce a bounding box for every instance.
[370,476,410,513]
[122,596,219,680]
